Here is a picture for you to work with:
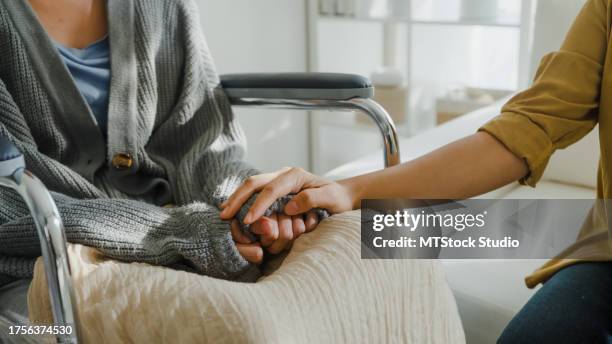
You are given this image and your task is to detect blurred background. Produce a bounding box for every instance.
[196,0,578,175]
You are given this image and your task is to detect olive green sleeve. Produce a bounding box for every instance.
[480,0,608,186]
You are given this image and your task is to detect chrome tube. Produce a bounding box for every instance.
[229,97,401,167]
[0,170,80,344]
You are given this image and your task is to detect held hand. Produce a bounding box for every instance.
[231,213,318,259]
[220,167,358,224]
[231,220,264,264]
[250,212,318,254]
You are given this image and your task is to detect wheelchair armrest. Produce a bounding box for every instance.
[220,73,374,101]
[220,73,400,167]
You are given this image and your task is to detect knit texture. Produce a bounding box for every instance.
[0,0,293,285]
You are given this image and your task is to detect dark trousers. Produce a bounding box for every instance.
[498,263,612,344]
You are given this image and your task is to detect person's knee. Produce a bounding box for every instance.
[499,263,612,344]
[499,316,606,344]
[497,310,560,344]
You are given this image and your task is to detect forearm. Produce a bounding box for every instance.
[342,132,528,206]
[0,189,258,281]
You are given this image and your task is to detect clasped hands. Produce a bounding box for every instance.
[219,167,357,264]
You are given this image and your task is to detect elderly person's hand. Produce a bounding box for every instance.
[230,210,316,262]
[220,167,357,226]
[231,220,264,264]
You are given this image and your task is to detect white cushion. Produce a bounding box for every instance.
[542,129,599,188]
[442,259,545,344]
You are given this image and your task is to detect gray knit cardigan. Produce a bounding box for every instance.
[0,0,277,284]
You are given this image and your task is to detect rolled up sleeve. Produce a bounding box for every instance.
[479,0,608,186]
[480,110,555,187]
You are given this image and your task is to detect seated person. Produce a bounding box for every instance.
[0,0,319,286]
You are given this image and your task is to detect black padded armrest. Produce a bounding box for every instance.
[220,73,374,101]
[0,136,25,177]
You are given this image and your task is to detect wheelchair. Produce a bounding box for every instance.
[0,73,400,343]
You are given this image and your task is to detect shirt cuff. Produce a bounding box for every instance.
[479,112,555,187]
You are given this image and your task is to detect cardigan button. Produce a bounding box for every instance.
[111,153,133,170]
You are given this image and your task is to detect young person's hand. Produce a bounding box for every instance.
[220,168,358,224]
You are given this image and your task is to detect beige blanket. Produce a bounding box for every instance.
[29,211,465,343]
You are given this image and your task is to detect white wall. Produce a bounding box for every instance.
[196,0,310,172]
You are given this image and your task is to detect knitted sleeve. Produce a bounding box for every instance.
[0,78,258,282]
[0,188,259,282]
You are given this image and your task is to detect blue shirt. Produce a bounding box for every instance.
[55,36,111,139]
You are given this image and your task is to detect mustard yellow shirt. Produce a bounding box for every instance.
[480,0,612,288]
